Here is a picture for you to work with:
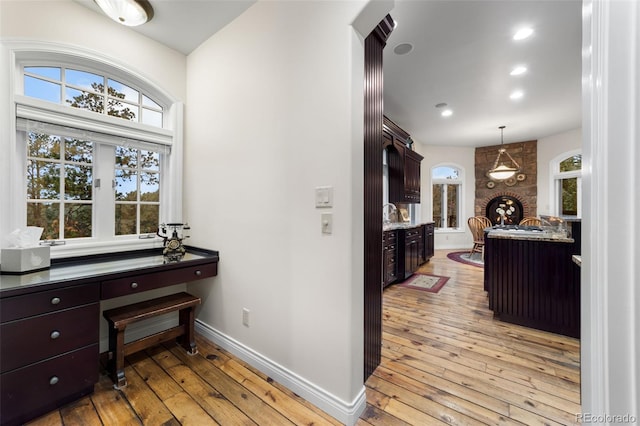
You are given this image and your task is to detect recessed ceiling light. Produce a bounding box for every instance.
[441,109,453,117]
[513,27,534,41]
[393,43,414,55]
[510,66,527,76]
[510,90,524,100]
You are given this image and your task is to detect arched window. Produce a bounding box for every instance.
[3,43,183,256]
[551,151,582,217]
[432,165,463,230]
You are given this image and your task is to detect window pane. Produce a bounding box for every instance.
[142,108,162,127]
[25,67,61,80]
[64,164,93,200]
[66,87,105,113]
[108,79,139,103]
[433,166,459,180]
[140,172,159,201]
[447,184,458,227]
[561,178,578,216]
[64,204,92,238]
[24,76,61,103]
[64,138,93,163]
[28,133,60,159]
[107,100,137,121]
[140,204,159,234]
[116,146,137,167]
[27,161,60,200]
[115,169,137,201]
[432,184,443,228]
[115,204,137,235]
[560,155,582,172]
[140,150,159,171]
[66,69,103,91]
[27,202,60,239]
[142,94,161,109]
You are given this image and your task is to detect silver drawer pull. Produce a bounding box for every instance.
[49,376,59,385]
[195,270,202,276]
[130,282,138,289]
[51,297,61,305]
[50,330,61,339]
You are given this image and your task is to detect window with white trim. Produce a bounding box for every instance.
[552,152,582,217]
[432,165,463,230]
[5,47,181,256]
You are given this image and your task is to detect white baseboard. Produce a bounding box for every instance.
[195,320,367,426]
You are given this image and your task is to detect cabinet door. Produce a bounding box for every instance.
[404,151,422,202]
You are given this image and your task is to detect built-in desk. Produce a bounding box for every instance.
[0,246,219,426]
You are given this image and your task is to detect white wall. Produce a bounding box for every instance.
[536,127,581,215]
[183,1,378,422]
[582,0,639,420]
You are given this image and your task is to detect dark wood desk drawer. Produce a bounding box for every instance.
[0,344,98,426]
[0,303,99,374]
[101,262,217,299]
[0,283,99,323]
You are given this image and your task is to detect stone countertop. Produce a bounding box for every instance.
[486,228,574,243]
[383,221,434,231]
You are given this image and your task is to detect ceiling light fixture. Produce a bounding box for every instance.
[94,0,154,27]
[441,109,453,117]
[487,126,520,181]
[393,43,413,55]
[510,90,524,100]
[510,65,527,76]
[513,27,534,41]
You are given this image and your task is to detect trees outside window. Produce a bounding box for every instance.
[553,152,582,217]
[432,165,463,230]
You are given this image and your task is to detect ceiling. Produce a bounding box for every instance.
[75,0,582,148]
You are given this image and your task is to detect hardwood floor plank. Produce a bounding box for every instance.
[163,391,219,426]
[59,397,102,426]
[22,249,580,426]
[91,375,142,425]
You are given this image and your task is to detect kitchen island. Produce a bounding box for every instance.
[484,226,580,338]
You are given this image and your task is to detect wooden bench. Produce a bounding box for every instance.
[102,291,201,389]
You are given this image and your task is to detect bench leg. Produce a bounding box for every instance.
[108,324,127,389]
[178,306,197,355]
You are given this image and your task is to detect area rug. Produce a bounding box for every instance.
[398,273,450,293]
[447,251,484,268]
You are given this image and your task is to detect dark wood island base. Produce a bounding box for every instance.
[484,229,581,338]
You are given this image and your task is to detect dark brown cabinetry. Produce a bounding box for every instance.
[0,283,100,426]
[384,116,424,204]
[423,222,435,262]
[0,247,219,426]
[382,230,398,288]
[402,226,423,279]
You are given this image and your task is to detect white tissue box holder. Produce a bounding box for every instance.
[1,246,51,273]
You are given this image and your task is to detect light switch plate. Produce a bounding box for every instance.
[321,213,333,235]
[315,186,333,208]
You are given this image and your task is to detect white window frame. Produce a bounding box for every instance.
[549,149,582,218]
[0,41,184,258]
[431,163,464,231]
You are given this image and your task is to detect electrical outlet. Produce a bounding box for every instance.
[242,308,250,327]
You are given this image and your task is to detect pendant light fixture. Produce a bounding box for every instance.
[487,126,520,181]
[94,0,154,27]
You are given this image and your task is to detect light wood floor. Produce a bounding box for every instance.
[27,249,580,426]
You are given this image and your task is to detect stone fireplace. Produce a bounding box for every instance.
[475,140,537,222]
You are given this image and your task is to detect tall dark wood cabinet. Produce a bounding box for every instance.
[384,116,424,204]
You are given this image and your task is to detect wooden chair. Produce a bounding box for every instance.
[467,216,492,257]
[519,216,542,227]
